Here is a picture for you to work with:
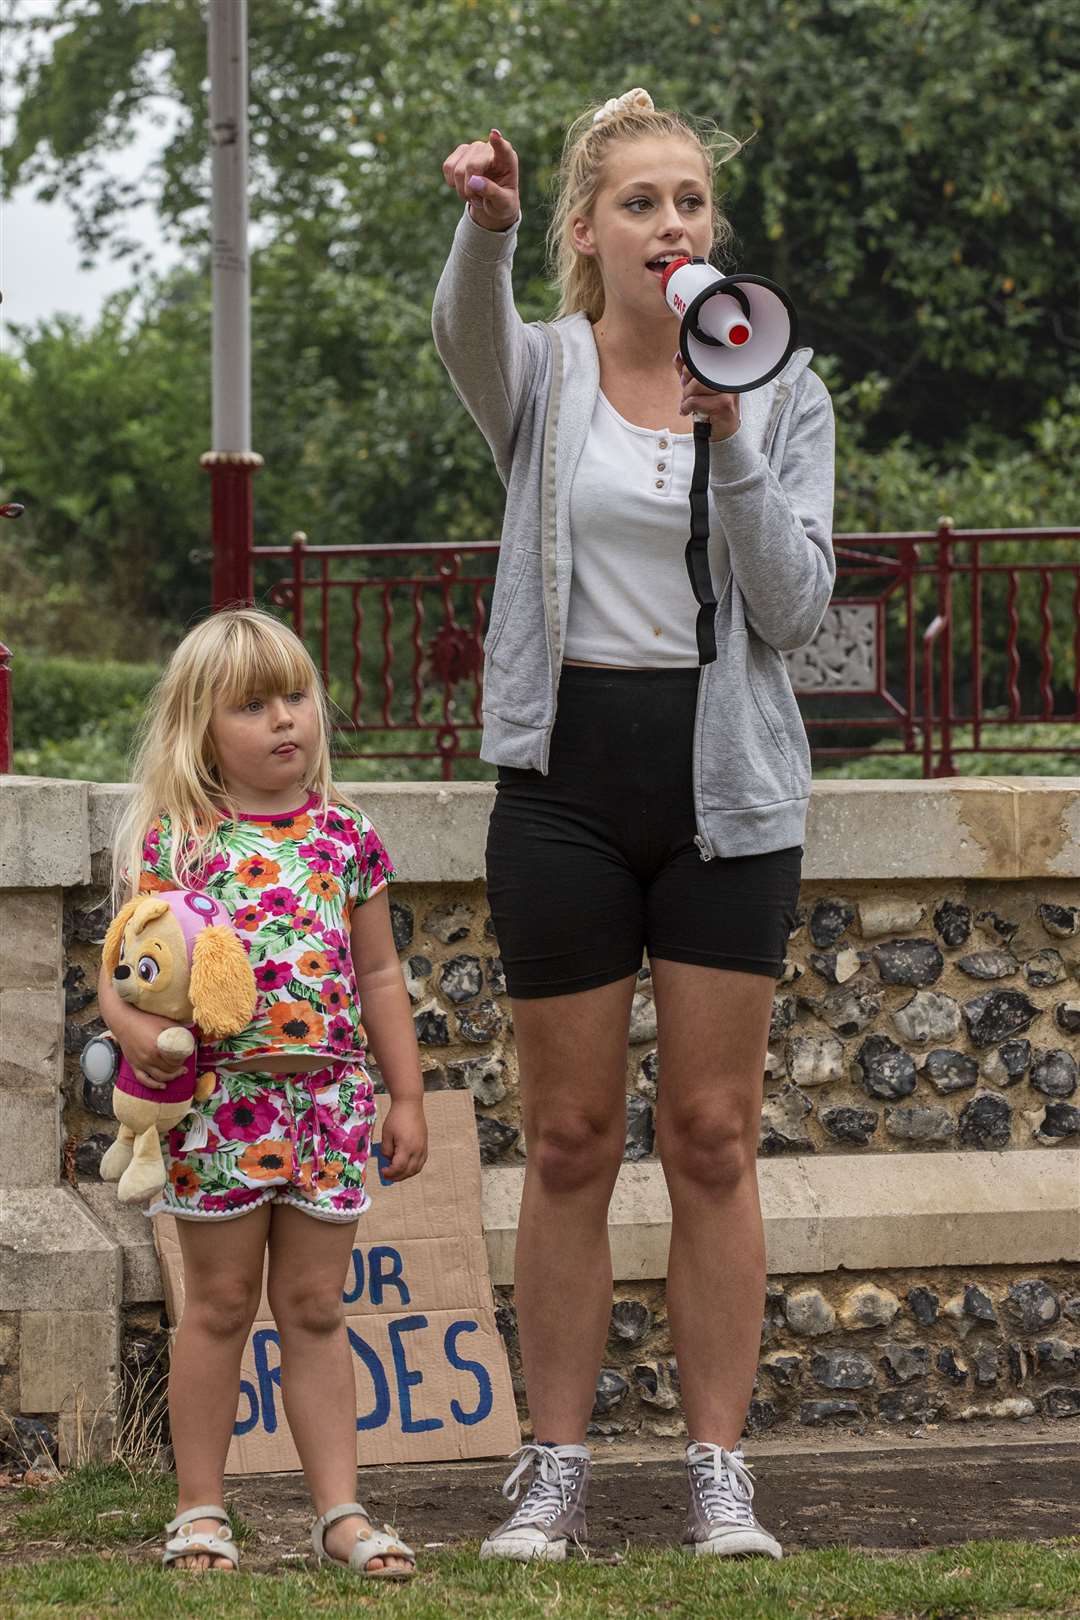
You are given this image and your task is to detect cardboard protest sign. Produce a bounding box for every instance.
[154,1090,520,1471]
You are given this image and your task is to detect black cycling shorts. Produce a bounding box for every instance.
[485,664,803,999]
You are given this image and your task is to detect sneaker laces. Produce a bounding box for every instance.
[686,1442,758,1528]
[500,1443,581,1529]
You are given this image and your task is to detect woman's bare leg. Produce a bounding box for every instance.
[651,960,775,1448]
[512,973,638,1441]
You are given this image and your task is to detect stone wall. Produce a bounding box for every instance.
[498,1266,1080,1443]
[2,775,1078,1463]
[59,871,1080,1175]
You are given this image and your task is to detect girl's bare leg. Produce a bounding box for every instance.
[169,1205,271,1569]
[266,1204,411,1572]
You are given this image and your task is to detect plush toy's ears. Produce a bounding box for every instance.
[102,899,143,974]
[189,926,258,1038]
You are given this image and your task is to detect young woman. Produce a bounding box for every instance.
[434,89,835,1561]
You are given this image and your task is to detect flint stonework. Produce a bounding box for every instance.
[957,1091,1013,1149]
[891,990,961,1045]
[1030,1049,1078,1099]
[980,1039,1031,1087]
[809,899,855,948]
[923,1049,979,1093]
[821,1106,879,1144]
[856,1034,917,1099]
[873,938,944,987]
[962,989,1038,1047]
[933,900,972,947]
[958,950,1020,981]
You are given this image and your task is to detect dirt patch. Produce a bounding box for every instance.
[3,1438,1077,1570]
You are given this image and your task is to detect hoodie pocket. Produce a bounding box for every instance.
[748,629,811,788]
[482,547,551,728]
[484,546,533,661]
[697,631,801,809]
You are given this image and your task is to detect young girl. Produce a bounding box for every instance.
[101,607,426,1578]
[434,91,835,1561]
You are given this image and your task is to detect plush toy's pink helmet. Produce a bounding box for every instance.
[157,889,230,961]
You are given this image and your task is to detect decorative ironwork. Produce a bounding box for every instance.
[243,524,1080,779]
[428,622,484,687]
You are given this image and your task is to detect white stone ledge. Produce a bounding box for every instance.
[0,1187,121,1311]
[350,779,1080,884]
[0,777,90,888]
[78,1186,163,1305]
[30,1149,1080,1306]
[1,776,1076,890]
[480,1150,1080,1286]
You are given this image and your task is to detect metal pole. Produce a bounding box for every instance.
[202,0,259,608]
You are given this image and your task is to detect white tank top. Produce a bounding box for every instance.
[565,390,728,668]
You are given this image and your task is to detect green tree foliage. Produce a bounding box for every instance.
[7,0,1076,433]
[1,0,1078,658]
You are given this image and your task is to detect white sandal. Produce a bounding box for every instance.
[162,1504,239,1569]
[311,1500,416,1580]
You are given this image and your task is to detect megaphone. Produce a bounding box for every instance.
[660,257,798,394]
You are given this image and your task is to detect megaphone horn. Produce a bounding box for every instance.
[660,257,798,394]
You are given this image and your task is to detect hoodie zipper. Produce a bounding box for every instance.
[538,323,565,771]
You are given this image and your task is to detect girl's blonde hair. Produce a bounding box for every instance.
[112,607,337,904]
[547,95,746,323]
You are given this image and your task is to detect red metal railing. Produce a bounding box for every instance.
[0,640,12,776]
[248,522,1080,779]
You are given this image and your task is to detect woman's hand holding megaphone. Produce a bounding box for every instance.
[674,353,741,441]
[442,130,520,232]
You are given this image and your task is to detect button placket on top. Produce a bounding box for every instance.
[654,432,672,494]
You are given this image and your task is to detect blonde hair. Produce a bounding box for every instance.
[547,95,746,323]
[112,607,339,905]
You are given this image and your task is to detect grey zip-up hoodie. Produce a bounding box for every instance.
[431,207,836,859]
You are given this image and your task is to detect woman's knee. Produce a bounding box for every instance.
[528,1115,625,1196]
[657,1105,757,1190]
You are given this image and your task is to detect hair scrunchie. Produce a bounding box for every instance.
[592,87,655,125]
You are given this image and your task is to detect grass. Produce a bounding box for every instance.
[2,1468,1078,1619]
[812,721,1080,779]
[9,1464,206,1550]
[2,1542,1079,1619]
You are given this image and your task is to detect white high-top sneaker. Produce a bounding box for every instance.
[479,1442,591,1562]
[683,1441,783,1559]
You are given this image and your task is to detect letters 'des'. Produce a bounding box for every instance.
[154,1091,520,1471]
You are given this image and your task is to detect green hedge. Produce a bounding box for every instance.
[11,655,159,750]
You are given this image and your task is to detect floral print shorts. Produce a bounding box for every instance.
[148,1063,377,1223]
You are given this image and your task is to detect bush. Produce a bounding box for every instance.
[11,656,158,751]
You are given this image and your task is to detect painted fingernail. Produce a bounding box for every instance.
[467,174,486,192]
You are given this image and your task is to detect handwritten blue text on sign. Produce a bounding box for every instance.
[234,1237,495,1439]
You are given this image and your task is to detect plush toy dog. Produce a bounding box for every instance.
[94,890,257,1205]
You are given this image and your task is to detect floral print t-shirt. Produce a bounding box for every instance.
[139,792,395,1071]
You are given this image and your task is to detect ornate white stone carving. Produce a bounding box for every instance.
[784,603,878,692]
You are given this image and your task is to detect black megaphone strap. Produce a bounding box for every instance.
[685,417,717,665]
